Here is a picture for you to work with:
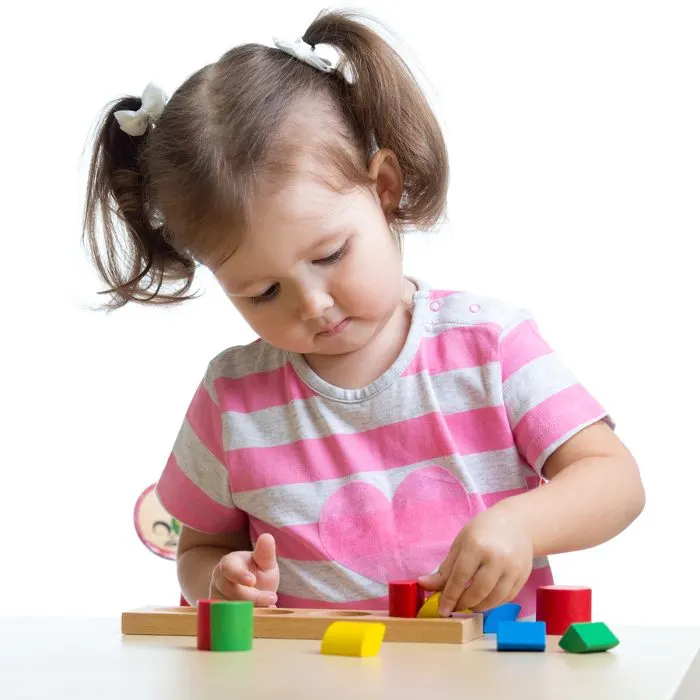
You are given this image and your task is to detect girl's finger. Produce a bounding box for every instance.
[504,573,530,606]
[212,572,278,606]
[454,562,501,611]
[210,569,242,599]
[252,534,277,573]
[469,572,516,612]
[439,548,481,616]
[233,585,278,607]
[218,556,256,587]
[418,540,459,592]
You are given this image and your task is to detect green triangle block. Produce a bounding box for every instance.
[559,622,619,653]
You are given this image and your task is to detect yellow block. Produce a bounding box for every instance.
[320,621,386,657]
[417,592,472,618]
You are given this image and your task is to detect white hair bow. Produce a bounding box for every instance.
[114,82,169,136]
[272,36,334,73]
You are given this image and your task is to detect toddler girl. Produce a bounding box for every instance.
[83,9,645,618]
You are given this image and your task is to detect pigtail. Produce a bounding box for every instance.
[82,96,197,310]
[304,9,448,230]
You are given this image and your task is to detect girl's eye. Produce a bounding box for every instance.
[250,283,280,305]
[315,242,348,265]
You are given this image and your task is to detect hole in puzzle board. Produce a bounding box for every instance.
[328,611,373,617]
[256,609,295,615]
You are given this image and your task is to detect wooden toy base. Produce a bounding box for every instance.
[121,606,483,644]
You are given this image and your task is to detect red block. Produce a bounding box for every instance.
[389,581,420,618]
[536,585,592,635]
[197,599,212,650]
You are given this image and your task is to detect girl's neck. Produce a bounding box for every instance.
[303,277,416,390]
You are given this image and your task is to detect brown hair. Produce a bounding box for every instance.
[82,8,448,309]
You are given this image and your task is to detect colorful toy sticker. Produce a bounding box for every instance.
[134,483,180,560]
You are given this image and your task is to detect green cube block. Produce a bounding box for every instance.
[559,622,619,653]
[210,601,254,651]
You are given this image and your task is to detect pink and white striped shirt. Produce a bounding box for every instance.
[156,280,612,617]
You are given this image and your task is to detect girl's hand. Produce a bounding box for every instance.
[210,533,280,607]
[418,507,534,616]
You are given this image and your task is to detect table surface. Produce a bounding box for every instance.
[2,616,700,700]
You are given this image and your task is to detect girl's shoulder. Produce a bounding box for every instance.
[420,283,535,336]
[200,337,287,387]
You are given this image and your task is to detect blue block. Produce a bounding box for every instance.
[496,621,546,651]
[482,602,522,634]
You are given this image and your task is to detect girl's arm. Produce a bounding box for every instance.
[495,419,645,557]
[419,419,645,615]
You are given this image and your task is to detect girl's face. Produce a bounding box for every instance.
[213,152,407,360]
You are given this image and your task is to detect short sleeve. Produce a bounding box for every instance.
[499,311,614,476]
[155,363,248,534]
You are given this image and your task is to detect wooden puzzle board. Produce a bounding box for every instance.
[121,606,483,644]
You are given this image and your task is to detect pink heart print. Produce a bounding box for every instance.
[318,466,475,583]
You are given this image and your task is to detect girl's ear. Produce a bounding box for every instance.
[368,148,404,216]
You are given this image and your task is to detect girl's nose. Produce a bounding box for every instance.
[298,285,334,321]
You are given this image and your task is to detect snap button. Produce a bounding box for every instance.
[469,304,480,313]
[430,300,442,312]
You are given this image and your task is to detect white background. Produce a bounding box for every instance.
[1,1,698,626]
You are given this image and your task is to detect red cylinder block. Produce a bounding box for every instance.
[389,581,421,618]
[536,585,592,635]
[197,599,212,650]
